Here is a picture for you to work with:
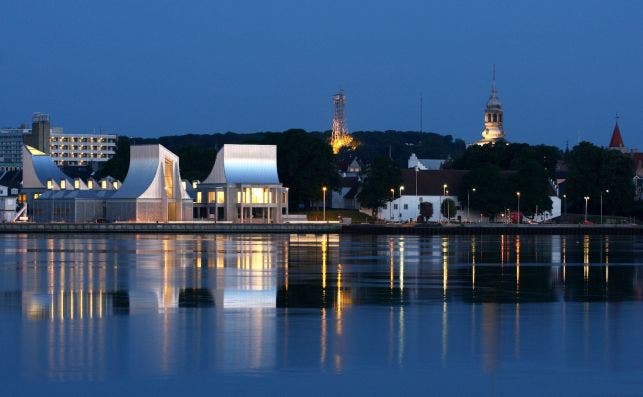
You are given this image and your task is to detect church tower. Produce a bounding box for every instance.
[477,67,506,145]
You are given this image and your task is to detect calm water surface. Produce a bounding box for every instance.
[0,233,642,395]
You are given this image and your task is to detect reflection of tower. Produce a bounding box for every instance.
[329,89,355,154]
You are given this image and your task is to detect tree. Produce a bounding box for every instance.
[565,142,635,215]
[441,199,457,220]
[262,129,341,210]
[97,136,131,181]
[358,156,402,216]
[419,202,433,222]
[458,164,510,219]
[508,159,552,216]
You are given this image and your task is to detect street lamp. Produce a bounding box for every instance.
[584,196,590,223]
[445,189,450,221]
[516,192,521,224]
[442,184,447,223]
[563,194,566,217]
[467,187,476,224]
[600,189,609,224]
[399,186,404,221]
[322,186,327,222]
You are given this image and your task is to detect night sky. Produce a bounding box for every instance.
[1,0,642,149]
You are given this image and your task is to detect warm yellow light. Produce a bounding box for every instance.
[516,191,521,197]
[322,186,327,192]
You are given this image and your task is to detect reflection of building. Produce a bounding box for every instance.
[108,144,193,222]
[194,145,288,223]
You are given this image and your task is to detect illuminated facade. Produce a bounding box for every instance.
[50,131,117,167]
[107,144,193,222]
[194,144,288,223]
[476,69,507,146]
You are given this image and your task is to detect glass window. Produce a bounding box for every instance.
[393,204,398,210]
[208,191,216,203]
[196,192,203,204]
[403,204,408,210]
[216,191,225,204]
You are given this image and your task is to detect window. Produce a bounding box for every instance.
[196,192,203,203]
[216,191,225,204]
[88,180,94,189]
[208,191,216,203]
[74,180,80,189]
[60,180,66,189]
[393,204,398,210]
[47,180,53,189]
[403,204,408,210]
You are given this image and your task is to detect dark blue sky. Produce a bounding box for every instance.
[1,0,642,149]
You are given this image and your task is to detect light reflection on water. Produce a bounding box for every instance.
[0,233,642,393]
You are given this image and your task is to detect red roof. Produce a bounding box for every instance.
[609,122,624,148]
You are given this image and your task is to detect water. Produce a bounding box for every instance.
[0,233,641,395]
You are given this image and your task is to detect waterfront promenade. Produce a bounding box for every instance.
[0,222,640,235]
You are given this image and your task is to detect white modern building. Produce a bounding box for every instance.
[107,144,192,222]
[194,144,288,223]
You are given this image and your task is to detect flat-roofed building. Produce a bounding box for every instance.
[50,130,117,167]
[194,144,288,223]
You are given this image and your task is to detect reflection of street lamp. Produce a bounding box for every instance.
[516,192,521,224]
[322,186,327,222]
[389,188,394,220]
[467,188,476,223]
[584,196,590,222]
[600,189,609,224]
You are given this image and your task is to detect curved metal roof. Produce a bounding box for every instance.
[204,144,280,184]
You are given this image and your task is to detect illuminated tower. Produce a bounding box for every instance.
[476,67,507,145]
[330,89,355,154]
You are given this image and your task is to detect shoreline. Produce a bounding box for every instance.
[0,222,641,235]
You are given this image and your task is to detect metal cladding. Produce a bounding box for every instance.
[22,145,74,189]
[203,144,280,184]
[111,144,190,200]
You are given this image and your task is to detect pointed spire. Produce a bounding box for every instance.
[491,64,497,93]
[609,115,624,148]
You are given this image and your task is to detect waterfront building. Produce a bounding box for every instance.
[377,169,562,223]
[194,144,288,223]
[475,71,507,146]
[107,144,192,222]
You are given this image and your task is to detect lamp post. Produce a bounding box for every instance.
[399,186,404,221]
[442,184,447,223]
[563,194,566,217]
[446,189,450,221]
[584,196,590,223]
[467,187,476,223]
[389,188,394,221]
[322,186,327,222]
[516,192,521,224]
[600,189,609,224]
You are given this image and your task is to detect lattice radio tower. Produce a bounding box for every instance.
[330,89,354,154]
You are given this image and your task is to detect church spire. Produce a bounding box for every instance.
[609,114,624,149]
[476,66,506,145]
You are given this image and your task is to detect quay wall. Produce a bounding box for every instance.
[0,223,640,235]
